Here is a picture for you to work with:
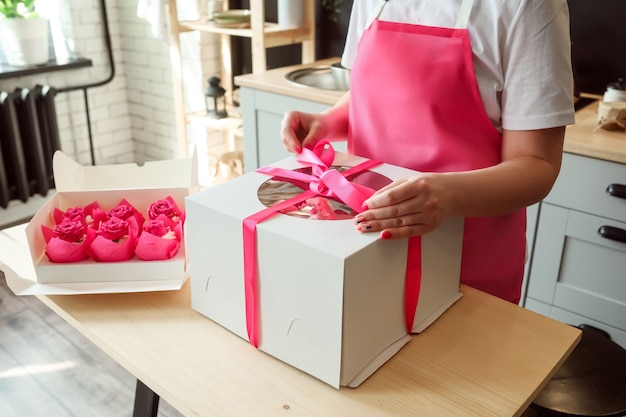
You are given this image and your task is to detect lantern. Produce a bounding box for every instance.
[204,76,227,119]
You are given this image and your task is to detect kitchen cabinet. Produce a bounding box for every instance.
[524,105,626,349]
[520,202,539,304]
[166,0,316,157]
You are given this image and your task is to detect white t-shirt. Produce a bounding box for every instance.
[342,0,576,131]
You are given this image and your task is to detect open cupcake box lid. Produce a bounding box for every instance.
[0,150,199,296]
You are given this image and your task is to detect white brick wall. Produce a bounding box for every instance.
[0,0,224,224]
[118,0,170,162]
[1,0,132,166]
[0,0,222,167]
[125,0,225,168]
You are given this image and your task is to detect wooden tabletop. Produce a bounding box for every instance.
[36,282,580,417]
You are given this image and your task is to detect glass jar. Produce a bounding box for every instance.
[603,79,626,103]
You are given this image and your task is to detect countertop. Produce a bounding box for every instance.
[564,100,626,164]
[235,58,346,106]
[236,61,626,165]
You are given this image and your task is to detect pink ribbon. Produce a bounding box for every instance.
[405,236,422,333]
[256,142,379,213]
[242,141,421,347]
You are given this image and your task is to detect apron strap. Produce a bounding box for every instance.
[365,0,388,30]
[368,0,472,30]
[455,0,474,29]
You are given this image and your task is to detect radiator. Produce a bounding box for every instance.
[0,85,60,209]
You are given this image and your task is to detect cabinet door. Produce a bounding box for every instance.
[525,298,626,348]
[527,203,626,332]
[545,153,626,223]
[520,203,539,305]
[240,88,346,171]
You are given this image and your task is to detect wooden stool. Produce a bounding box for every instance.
[530,324,626,417]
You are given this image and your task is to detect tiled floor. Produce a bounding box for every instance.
[0,273,183,417]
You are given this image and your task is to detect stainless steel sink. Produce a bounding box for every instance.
[285,65,344,91]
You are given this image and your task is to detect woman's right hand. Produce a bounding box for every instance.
[280,110,329,153]
[281,92,351,153]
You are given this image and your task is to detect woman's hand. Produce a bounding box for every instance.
[280,111,329,153]
[281,92,351,153]
[354,173,453,239]
[354,126,566,239]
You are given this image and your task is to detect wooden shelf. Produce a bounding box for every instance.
[166,0,316,158]
[178,19,314,46]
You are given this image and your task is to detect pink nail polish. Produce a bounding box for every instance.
[381,230,392,240]
[361,202,369,210]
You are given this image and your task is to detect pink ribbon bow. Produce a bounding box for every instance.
[242,141,382,347]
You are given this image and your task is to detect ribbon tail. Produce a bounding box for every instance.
[298,140,335,169]
[404,236,422,333]
[242,218,260,347]
[256,165,318,184]
[320,169,375,213]
[241,192,317,348]
[342,158,382,177]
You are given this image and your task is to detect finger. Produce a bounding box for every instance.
[364,178,417,209]
[357,221,433,239]
[356,211,426,233]
[280,112,303,153]
[370,178,409,197]
[300,129,323,150]
[364,195,425,223]
[379,224,434,239]
[281,134,300,153]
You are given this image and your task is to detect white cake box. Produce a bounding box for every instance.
[20,150,198,284]
[185,151,463,388]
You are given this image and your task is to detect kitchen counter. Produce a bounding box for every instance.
[565,101,626,164]
[235,58,346,106]
[236,60,626,165]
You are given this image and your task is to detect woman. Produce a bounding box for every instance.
[280,0,575,304]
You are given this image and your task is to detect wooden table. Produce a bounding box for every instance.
[35,281,580,417]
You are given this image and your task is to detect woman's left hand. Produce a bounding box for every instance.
[354,173,452,239]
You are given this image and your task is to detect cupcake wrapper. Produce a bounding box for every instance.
[87,235,137,262]
[135,232,181,261]
[43,228,97,263]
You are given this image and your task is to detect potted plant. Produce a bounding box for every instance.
[322,0,344,22]
[0,0,50,67]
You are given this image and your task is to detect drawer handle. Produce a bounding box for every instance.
[606,183,626,200]
[597,225,626,244]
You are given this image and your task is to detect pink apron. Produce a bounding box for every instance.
[348,0,526,303]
